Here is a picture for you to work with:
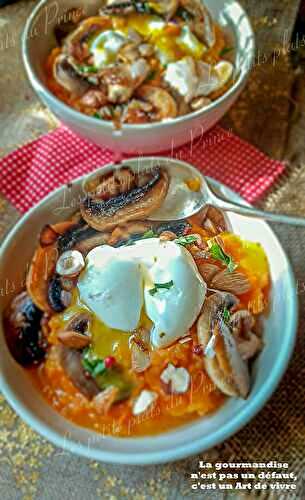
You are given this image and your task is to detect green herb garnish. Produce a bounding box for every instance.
[149,280,174,296]
[222,307,231,325]
[78,64,98,74]
[93,112,102,120]
[142,229,157,239]
[175,235,198,247]
[208,240,237,273]
[82,348,106,377]
[145,70,157,82]
[219,46,235,58]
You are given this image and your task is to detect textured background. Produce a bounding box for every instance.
[0,1,305,499]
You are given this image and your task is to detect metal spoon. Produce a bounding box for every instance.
[142,158,305,226]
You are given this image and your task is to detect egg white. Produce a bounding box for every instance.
[78,238,206,348]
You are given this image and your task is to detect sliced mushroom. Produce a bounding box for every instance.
[197,262,220,283]
[56,250,85,277]
[39,224,60,247]
[92,386,119,414]
[210,269,252,295]
[48,276,67,313]
[80,89,107,108]
[136,85,177,121]
[58,330,91,349]
[59,346,100,399]
[57,312,92,349]
[230,310,255,338]
[180,0,216,48]
[64,16,111,62]
[80,167,169,231]
[197,292,239,347]
[4,292,47,366]
[190,96,211,111]
[101,0,139,15]
[57,221,109,254]
[229,310,262,361]
[148,0,179,19]
[197,293,250,398]
[26,244,58,313]
[109,221,151,246]
[130,327,151,373]
[53,54,90,96]
[192,205,232,234]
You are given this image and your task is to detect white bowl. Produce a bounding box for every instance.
[22,0,255,154]
[0,158,297,464]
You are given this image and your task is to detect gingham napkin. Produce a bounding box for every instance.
[0,125,284,213]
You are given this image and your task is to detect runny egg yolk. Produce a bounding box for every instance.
[51,290,152,368]
[90,13,206,68]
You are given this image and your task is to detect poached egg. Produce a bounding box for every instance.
[89,13,206,69]
[78,238,206,348]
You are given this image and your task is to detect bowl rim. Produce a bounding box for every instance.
[21,0,255,132]
[0,158,298,465]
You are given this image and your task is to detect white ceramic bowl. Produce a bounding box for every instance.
[0,158,297,464]
[22,0,255,154]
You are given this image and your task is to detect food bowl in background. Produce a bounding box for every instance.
[22,0,255,154]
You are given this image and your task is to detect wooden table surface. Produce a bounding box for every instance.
[0,2,305,500]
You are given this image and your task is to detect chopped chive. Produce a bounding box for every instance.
[219,46,234,58]
[208,241,237,273]
[175,235,198,247]
[149,280,174,296]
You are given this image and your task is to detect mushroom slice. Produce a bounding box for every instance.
[148,0,179,20]
[180,0,216,48]
[64,16,111,62]
[58,330,91,349]
[4,292,46,366]
[192,205,232,234]
[210,269,252,295]
[57,221,109,254]
[197,262,220,284]
[53,54,90,96]
[229,310,262,361]
[56,250,85,278]
[59,346,100,399]
[230,310,255,339]
[130,327,151,373]
[26,244,58,313]
[48,276,69,313]
[58,311,92,349]
[136,85,177,121]
[93,386,119,414]
[101,0,138,15]
[213,320,250,398]
[80,167,169,231]
[197,292,239,347]
[197,294,250,399]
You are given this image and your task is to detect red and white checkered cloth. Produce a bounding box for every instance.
[0,125,284,214]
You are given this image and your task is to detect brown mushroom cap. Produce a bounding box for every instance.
[80,167,169,231]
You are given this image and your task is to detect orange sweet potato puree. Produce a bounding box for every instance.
[29,331,225,437]
[28,229,269,437]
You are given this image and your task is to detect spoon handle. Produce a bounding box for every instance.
[215,198,305,227]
